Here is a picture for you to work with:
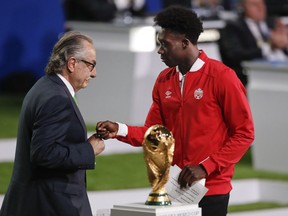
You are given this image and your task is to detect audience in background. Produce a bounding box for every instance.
[193,0,224,20]
[64,0,287,23]
[113,0,146,17]
[218,0,288,87]
[63,0,117,22]
[222,0,238,11]
[63,0,194,22]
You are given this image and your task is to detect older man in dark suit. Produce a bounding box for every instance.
[218,0,288,87]
[0,31,105,216]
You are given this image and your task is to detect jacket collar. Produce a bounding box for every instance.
[176,50,206,79]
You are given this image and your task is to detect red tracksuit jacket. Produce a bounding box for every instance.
[117,51,254,196]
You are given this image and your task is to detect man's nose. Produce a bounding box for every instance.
[157,47,164,54]
[91,68,96,78]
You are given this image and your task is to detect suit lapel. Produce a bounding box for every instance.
[48,74,87,134]
[241,20,258,46]
[67,89,87,134]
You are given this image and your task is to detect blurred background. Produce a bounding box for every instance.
[0,0,287,94]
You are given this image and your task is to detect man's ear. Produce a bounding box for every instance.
[67,57,76,73]
[182,38,190,48]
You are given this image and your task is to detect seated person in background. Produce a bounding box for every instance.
[218,0,288,87]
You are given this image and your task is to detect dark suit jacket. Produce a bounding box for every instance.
[218,18,263,86]
[0,74,96,216]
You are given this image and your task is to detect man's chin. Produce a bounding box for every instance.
[165,63,176,68]
[162,61,171,67]
[82,82,89,89]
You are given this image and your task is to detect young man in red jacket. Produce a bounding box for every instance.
[96,6,254,216]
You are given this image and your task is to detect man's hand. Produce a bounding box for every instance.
[270,18,288,49]
[88,134,105,156]
[96,120,119,139]
[178,164,207,189]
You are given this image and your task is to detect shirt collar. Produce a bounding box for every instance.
[56,73,75,97]
[245,18,269,32]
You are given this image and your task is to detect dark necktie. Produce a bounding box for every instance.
[257,22,268,42]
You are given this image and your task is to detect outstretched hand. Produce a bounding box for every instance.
[87,134,105,156]
[178,164,207,189]
[96,120,119,139]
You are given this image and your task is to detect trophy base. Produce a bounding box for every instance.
[145,192,171,206]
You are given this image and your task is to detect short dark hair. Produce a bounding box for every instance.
[154,6,203,45]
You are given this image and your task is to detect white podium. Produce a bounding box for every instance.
[110,202,201,216]
[244,60,288,173]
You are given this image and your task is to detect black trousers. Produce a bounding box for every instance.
[199,193,230,216]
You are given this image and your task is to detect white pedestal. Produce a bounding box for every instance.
[110,202,201,216]
[244,60,288,173]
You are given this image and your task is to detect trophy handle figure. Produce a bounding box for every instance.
[142,125,175,205]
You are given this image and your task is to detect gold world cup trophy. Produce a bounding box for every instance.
[142,125,175,206]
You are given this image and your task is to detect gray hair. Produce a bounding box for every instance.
[45,31,93,75]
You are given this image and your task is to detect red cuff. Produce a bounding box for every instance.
[201,157,218,175]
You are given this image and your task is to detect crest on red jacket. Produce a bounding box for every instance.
[194,88,203,99]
